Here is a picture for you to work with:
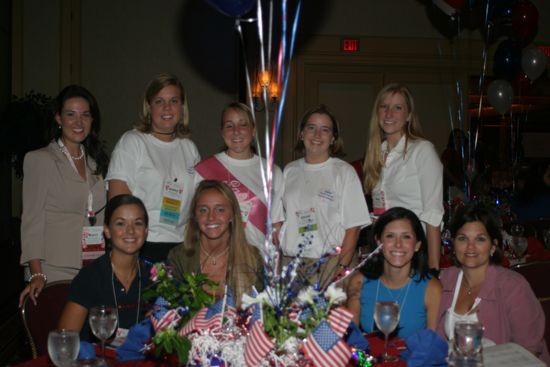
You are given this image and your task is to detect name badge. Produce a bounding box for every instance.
[239,200,252,226]
[160,180,184,226]
[296,208,318,234]
[372,190,387,216]
[109,328,129,348]
[81,226,105,266]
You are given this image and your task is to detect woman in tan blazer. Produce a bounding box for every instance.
[19,85,109,306]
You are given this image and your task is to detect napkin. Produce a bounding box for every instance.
[401,329,448,367]
[345,321,370,350]
[78,341,96,360]
[116,318,152,361]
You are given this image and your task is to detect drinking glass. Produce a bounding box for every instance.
[88,305,118,361]
[374,301,400,362]
[47,329,80,367]
[454,321,483,357]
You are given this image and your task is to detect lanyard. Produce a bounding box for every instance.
[57,139,97,225]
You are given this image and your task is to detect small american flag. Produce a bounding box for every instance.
[178,290,236,336]
[327,307,353,337]
[151,308,181,332]
[303,319,351,367]
[244,317,275,366]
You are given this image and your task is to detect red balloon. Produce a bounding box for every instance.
[446,0,466,10]
[512,72,533,95]
[432,0,466,16]
[511,0,538,42]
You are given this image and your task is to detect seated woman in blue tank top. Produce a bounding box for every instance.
[347,207,442,338]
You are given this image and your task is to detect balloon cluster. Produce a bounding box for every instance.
[428,0,548,115]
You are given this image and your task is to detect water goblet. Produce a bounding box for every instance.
[88,305,118,361]
[47,329,80,367]
[374,301,400,362]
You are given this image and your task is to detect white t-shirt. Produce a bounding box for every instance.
[372,136,444,227]
[194,152,284,252]
[106,129,200,242]
[280,157,371,258]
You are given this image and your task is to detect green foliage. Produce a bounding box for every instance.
[143,264,219,365]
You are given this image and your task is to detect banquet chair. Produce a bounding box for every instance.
[541,298,550,351]
[20,280,72,358]
[511,261,550,299]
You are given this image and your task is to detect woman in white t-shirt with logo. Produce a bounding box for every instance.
[106,73,200,263]
[194,102,283,254]
[362,83,443,269]
[280,104,371,288]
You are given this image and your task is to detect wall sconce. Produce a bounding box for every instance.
[252,68,278,111]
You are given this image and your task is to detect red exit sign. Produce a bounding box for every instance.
[341,38,359,52]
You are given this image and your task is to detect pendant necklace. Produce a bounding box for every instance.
[201,245,229,266]
[111,256,141,325]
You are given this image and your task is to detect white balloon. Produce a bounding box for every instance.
[521,47,548,81]
[487,79,513,115]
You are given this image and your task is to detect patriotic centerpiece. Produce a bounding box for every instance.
[240,283,354,367]
[142,263,219,365]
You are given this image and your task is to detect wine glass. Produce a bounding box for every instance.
[88,305,118,361]
[374,301,400,362]
[47,329,80,367]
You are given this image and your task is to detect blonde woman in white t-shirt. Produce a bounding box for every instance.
[106,73,200,263]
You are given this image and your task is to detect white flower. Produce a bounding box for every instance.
[297,287,318,305]
[241,290,272,310]
[281,336,300,354]
[324,283,347,305]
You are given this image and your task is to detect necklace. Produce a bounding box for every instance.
[201,245,229,266]
[69,147,85,160]
[111,257,141,325]
[378,277,412,307]
[463,276,476,296]
[57,139,85,160]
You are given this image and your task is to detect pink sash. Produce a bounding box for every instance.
[195,156,268,234]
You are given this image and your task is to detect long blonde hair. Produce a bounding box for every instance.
[363,83,425,192]
[135,73,190,138]
[184,180,260,306]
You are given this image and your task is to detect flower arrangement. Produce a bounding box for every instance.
[142,263,219,365]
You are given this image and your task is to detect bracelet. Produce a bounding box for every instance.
[29,272,47,283]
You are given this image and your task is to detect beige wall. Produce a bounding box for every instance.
[11,0,550,215]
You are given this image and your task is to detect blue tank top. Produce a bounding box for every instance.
[359,274,429,338]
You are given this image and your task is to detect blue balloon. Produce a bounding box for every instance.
[491,0,518,20]
[205,0,255,17]
[493,39,521,80]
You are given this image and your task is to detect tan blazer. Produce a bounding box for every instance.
[20,141,107,271]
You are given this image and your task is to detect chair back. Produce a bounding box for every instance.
[511,261,550,299]
[540,298,550,351]
[20,280,72,358]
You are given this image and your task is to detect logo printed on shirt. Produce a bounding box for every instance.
[318,189,335,202]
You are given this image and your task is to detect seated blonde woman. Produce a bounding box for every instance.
[167,180,263,307]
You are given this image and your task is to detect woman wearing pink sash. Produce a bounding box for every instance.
[194,102,283,254]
